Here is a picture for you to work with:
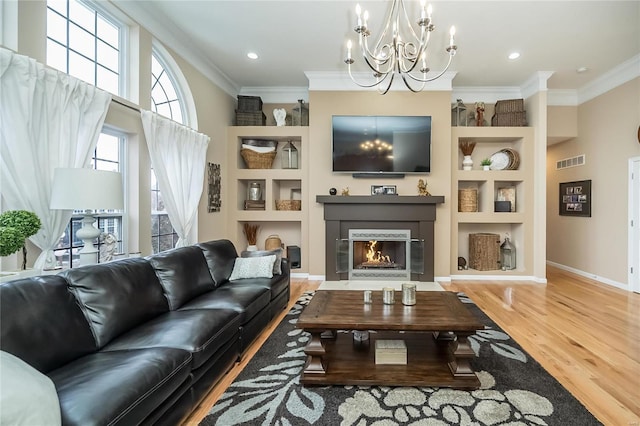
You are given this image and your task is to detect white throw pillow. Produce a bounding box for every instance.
[241,144,275,154]
[241,248,283,275]
[229,255,276,280]
[0,351,61,426]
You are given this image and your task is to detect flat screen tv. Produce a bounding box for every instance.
[332,115,432,175]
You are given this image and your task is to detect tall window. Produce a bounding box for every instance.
[149,50,184,254]
[46,0,123,96]
[54,132,126,267]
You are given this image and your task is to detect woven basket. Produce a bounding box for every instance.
[458,189,478,212]
[275,200,301,211]
[241,149,276,169]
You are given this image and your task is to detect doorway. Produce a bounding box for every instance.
[629,157,640,293]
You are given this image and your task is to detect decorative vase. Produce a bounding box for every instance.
[462,155,473,171]
[483,165,490,171]
[246,245,258,252]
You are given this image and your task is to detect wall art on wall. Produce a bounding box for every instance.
[208,163,221,213]
[559,179,591,217]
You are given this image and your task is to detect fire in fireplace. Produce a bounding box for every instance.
[345,229,416,280]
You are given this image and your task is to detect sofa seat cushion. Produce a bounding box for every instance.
[102,309,241,369]
[229,272,289,301]
[178,285,270,325]
[48,348,191,426]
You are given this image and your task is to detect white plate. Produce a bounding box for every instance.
[490,151,510,170]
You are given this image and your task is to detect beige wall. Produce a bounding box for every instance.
[2,1,235,270]
[307,91,452,278]
[546,77,640,286]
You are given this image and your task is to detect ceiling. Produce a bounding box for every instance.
[114,1,639,97]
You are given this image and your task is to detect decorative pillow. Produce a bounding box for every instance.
[241,144,276,153]
[241,248,283,275]
[229,255,276,281]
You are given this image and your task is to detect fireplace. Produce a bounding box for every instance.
[317,195,445,282]
[337,229,425,280]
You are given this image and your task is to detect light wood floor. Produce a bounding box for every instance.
[184,266,640,425]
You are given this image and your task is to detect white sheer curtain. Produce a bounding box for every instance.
[141,110,210,248]
[0,48,111,269]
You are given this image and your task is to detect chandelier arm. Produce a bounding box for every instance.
[347,65,394,89]
[399,0,422,42]
[404,52,454,83]
[398,26,432,74]
[400,71,427,93]
[360,37,394,72]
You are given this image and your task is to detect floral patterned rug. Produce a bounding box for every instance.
[200,292,601,426]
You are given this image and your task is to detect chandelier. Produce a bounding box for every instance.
[344,0,457,94]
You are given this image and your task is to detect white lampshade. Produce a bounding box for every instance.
[50,168,124,211]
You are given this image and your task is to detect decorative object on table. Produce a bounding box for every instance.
[417,179,431,196]
[469,233,501,271]
[481,158,492,170]
[98,232,118,263]
[342,0,458,93]
[458,188,478,212]
[382,287,395,304]
[341,187,350,196]
[242,223,260,251]
[207,162,221,213]
[0,210,41,269]
[273,108,286,126]
[489,148,520,170]
[459,141,476,170]
[291,99,309,126]
[559,180,592,217]
[50,168,124,266]
[281,140,299,169]
[265,235,282,251]
[457,256,467,270]
[329,187,337,196]
[401,283,416,306]
[451,99,467,126]
[240,146,276,169]
[248,182,262,201]
[500,233,516,270]
[236,95,266,126]
[371,185,397,195]
[492,98,527,127]
[497,186,517,212]
[494,201,512,212]
[375,339,407,365]
[244,200,265,211]
[363,290,372,304]
[474,102,486,127]
[275,200,302,211]
[353,330,369,342]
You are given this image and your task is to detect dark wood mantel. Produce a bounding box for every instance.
[316,195,445,281]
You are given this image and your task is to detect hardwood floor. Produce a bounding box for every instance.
[184,267,640,425]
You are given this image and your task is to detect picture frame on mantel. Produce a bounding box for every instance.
[559,180,591,217]
[371,185,397,195]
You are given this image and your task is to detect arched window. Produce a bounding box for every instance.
[149,45,197,253]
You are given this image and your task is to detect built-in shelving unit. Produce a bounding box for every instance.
[451,127,535,276]
[227,126,309,271]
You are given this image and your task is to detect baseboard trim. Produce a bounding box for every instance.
[291,272,310,279]
[546,261,628,290]
[450,274,546,283]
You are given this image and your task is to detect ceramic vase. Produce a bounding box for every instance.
[246,245,257,251]
[462,155,474,171]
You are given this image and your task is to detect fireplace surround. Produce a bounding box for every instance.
[316,195,445,281]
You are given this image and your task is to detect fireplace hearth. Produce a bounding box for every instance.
[317,195,445,282]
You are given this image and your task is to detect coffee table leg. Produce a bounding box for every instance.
[303,330,327,376]
[448,332,476,378]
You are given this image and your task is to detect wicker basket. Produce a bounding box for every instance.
[491,111,527,127]
[237,95,263,112]
[236,111,266,126]
[494,99,524,113]
[275,200,301,211]
[458,189,478,212]
[240,148,276,169]
[469,233,501,271]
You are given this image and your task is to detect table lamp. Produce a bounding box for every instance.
[50,168,124,266]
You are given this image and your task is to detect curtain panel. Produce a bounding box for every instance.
[0,48,111,269]
[141,110,210,248]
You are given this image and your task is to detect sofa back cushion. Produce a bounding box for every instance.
[196,239,238,286]
[148,246,216,309]
[0,276,97,373]
[61,258,169,348]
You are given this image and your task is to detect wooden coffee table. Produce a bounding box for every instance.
[296,290,484,389]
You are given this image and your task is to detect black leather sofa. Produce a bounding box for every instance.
[0,239,290,425]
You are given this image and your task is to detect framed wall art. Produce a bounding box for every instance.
[559,180,591,217]
[208,163,221,212]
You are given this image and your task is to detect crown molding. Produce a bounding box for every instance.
[112,1,239,97]
[520,71,554,99]
[305,71,457,91]
[450,87,522,104]
[577,54,640,105]
[239,87,309,104]
[547,90,578,106]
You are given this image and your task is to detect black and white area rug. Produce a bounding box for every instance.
[201,292,601,426]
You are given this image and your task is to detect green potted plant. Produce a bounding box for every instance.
[0,210,42,270]
[481,158,492,171]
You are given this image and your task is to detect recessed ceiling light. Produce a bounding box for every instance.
[508,52,520,60]
[576,66,589,73]
[247,52,258,60]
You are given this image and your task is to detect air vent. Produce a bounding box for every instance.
[556,154,585,170]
